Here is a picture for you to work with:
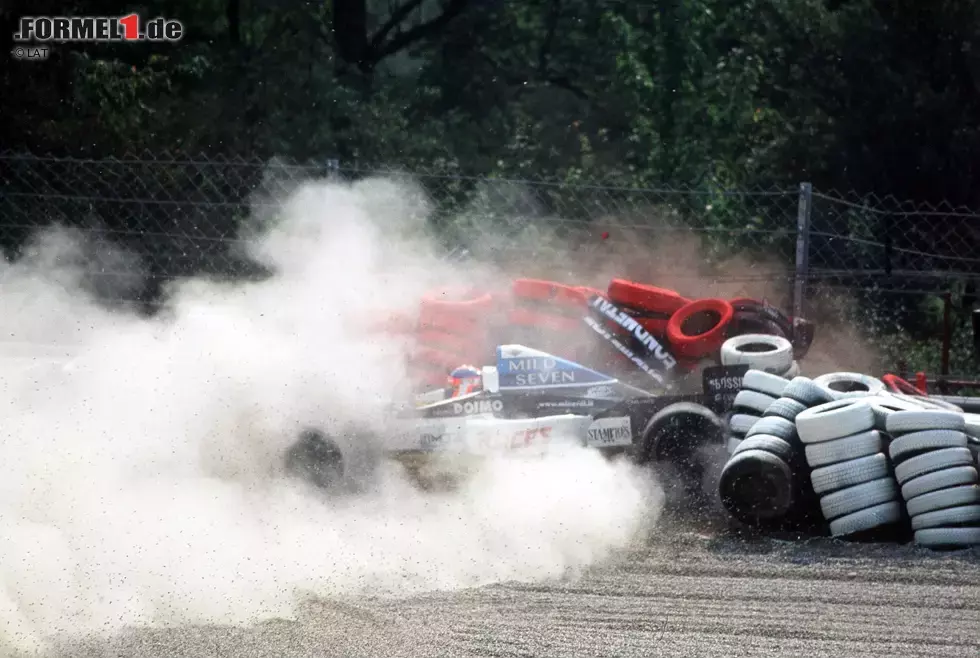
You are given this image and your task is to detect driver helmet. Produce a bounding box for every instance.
[448,365,482,397]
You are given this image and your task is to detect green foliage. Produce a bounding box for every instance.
[3,0,980,373]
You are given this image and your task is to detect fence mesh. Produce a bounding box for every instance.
[807,190,980,295]
[2,150,979,322]
[0,152,803,297]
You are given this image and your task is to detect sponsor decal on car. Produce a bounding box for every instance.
[536,399,596,410]
[510,427,552,449]
[589,297,678,370]
[505,357,555,372]
[585,385,616,398]
[514,371,576,385]
[504,357,578,385]
[586,416,633,447]
[452,398,504,415]
[582,314,669,387]
[420,432,445,450]
[701,364,750,414]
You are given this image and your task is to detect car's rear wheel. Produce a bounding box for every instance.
[285,428,345,491]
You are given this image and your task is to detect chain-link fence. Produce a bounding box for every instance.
[0,151,803,298]
[2,151,979,374]
[805,189,980,294]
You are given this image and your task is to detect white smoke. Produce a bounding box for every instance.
[0,174,661,655]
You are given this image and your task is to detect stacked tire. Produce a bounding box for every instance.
[885,410,980,549]
[718,368,980,549]
[410,290,497,387]
[796,398,902,538]
[506,279,595,363]
[720,334,800,379]
[606,278,689,343]
[718,372,828,527]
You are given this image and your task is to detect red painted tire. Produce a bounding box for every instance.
[416,330,481,356]
[882,374,927,396]
[507,307,582,332]
[421,288,495,309]
[666,298,734,359]
[376,312,417,335]
[607,279,690,317]
[638,318,669,340]
[508,279,590,332]
[512,278,588,308]
[576,285,606,299]
[418,289,495,334]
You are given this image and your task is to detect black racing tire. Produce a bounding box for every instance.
[285,428,345,491]
[639,402,725,467]
[719,449,796,526]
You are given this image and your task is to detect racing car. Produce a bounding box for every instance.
[284,292,786,494]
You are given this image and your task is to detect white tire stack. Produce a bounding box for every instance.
[963,413,980,465]
[885,410,980,549]
[796,398,903,537]
[725,370,786,455]
[724,370,805,454]
[718,372,833,527]
[720,334,799,379]
[813,372,886,400]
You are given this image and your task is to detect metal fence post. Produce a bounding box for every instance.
[792,182,813,323]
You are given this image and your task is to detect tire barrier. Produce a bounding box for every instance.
[410,288,498,387]
[719,334,796,376]
[395,277,811,390]
[606,278,689,340]
[719,370,980,549]
[666,298,735,360]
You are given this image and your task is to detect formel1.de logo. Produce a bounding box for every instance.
[13,14,183,43]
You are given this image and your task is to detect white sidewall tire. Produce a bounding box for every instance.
[905,484,980,518]
[781,361,800,379]
[729,413,759,436]
[733,390,777,415]
[887,393,964,413]
[720,334,794,374]
[964,413,980,438]
[910,504,980,531]
[885,410,966,435]
[726,436,743,455]
[764,397,808,421]
[731,434,795,461]
[742,369,791,397]
[805,430,884,469]
[887,430,969,463]
[901,465,979,501]
[814,372,886,399]
[819,477,899,520]
[893,448,975,485]
[745,416,798,442]
[914,527,980,548]
[782,377,835,407]
[869,395,925,430]
[796,399,875,444]
[810,453,890,495]
[828,500,902,537]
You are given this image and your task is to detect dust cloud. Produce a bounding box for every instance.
[0,175,660,655]
[451,191,883,377]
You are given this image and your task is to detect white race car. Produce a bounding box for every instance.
[285,343,738,492]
